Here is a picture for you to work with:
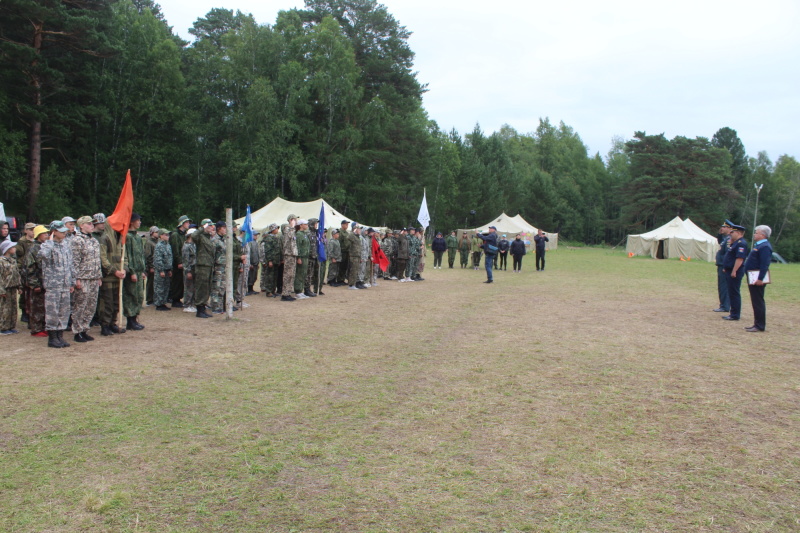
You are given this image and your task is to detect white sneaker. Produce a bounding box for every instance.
[241,302,250,308]
[363,283,371,288]
[390,276,398,280]
[183,306,195,313]
[349,286,359,290]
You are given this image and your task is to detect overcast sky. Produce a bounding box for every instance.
[156,0,799,160]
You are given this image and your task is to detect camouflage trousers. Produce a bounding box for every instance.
[304,257,318,293]
[294,258,308,294]
[359,256,367,282]
[418,253,426,273]
[183,271,195,307]
[259,263,268,292]
[370,262,378,285]
[45,288,70,331]
[394,258,407,279]
[262,264,278,295]
[25,288,46,333]
[460,250,470,267]
[348,256,362,286]
[326,261,339,284]
[406,255,419,278]
[99,281,122,327]
[448,248,457,267]
[154,273,171,307]
[236,264,248,303]
[72,279,99,334]
[193,266,212,307]
[123,274,144,317]
[210,266,226,311]
[0,287,18,331]
[318,260,327,289]
[281,257,296,297]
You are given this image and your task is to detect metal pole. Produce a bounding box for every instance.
[225,208,233,320]
[753,183,763,232]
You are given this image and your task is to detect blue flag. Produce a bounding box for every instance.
[317,202,327,261]
[241,205,254,245]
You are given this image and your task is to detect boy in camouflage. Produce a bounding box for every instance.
[24,226,49,336]
[153,229,173,311]
[38,221,76,348]
[209,222,227,312]
[123,214,146,331]
[326,229,341,286]
[70,216,102,342]
[181,229,197,313]
[0,241,21,334]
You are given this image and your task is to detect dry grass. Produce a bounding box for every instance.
[1,248,798,532]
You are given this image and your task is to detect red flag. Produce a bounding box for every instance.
[106,170,134,244]
[371,236,389,271]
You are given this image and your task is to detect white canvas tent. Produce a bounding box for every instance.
[626,216,717,262]
[234,197,381,232]
[459,212,558,250]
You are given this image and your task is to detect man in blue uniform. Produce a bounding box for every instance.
[713,220,733,313]
[743,225,773,332]
[721,223,748,321]
[476,226,498,284]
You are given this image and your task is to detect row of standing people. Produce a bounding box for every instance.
[430,229,548,273]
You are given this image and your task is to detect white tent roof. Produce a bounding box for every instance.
[626,216,717,261]
[460,212,558,250]
[234,197,380,231]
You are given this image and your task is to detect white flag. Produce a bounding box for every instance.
[417,190,431,229]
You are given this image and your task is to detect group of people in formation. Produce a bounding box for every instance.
[0,210,555,347]
[713,220,774,332]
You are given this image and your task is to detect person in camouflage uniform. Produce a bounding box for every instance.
[347,224,365,289]
[98,220,128,336]
[395,228,409,281]
[123,214,146,331]
[168,215,191,307]
[14,223,36,322]
[144,226,158,305]
[380,230,394,280]
[390,229,401,279]
[260,223,281,297]
[234,227,249,308]
[326,229,341,286]
[317,227,328,295]
[471,233,483,270]
[69,216,101,342]
[406,227,420,281]
[0,241,21,334]
[293,219,311,299]
[304,218,320,297]
[24,226,49,336]
[258,229,269,294]
[281,215,299,301]
[191,220,215,318]
[247,230,260,294]
[446,230,458,268]
[153,229,173,310]
[416,227,426,280]
[181,229,197,312]
[459,233,471,268]
[360,228,371,286]
[39,221,76,348]
[209,222,227,313]
[336,219,350,284]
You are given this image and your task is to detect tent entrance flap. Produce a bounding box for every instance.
[656,240,665,259]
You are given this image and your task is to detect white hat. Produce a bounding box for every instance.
[298,219,308,225]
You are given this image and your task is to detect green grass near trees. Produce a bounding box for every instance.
[1,248,798,531]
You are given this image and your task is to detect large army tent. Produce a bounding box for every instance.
[235,197,381,231]
[625,216,717,262]
[459,212,558,250]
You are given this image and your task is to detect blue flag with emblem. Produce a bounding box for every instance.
[317,202,327,261]
[241,205,254,245]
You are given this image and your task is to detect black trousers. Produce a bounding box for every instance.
[499,253,507,269]
[512,255,522,271]
[536,249,545,270]
[747,283,766,330]
[433,250,444,267]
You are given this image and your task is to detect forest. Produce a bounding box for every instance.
[1,0,798,259]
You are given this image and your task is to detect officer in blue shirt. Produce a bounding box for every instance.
[743,225,773,332]
[721,223,748,321]
[713,220,733,312]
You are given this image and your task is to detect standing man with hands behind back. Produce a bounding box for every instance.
[722,223,748,322]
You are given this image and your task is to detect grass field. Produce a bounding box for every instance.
[1,247,799,532]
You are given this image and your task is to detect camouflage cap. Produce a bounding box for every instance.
[287,213,298,222]
[76,216,93,226]
[308,218,318,224]
[393,229,400,234]
[50,220,69,233]
[201,218,213,227]
[267,223,279,232]
[149,225,159,234]
[177,215,191,227]
[331,228,339,235]
[158,228,170,236]
[92,213,106,224]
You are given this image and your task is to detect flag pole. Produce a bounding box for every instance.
[225,208,234,320]
[118,245,126,328]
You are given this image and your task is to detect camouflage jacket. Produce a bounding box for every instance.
[459,238,471,253]
[247,240,259,265]
[211,235,226,269]
[99,228,128,281]
[154,240,173,273]
[126,230,146,275]
[296,230,310,259]
[38,239,76,290]
[326,238,341,262]
[182,242,196,273]
[339,229,350,254]
[144,236,157,271]
[282,225,298,258]
[381,236,395,258]
[471,237,483,253]
[408,235,420,257]
[70,230,102,280]
[193,226,214,268]
[169,228,187,268]
[360,233,370,260]
[24,242,44,289]
[446,235,458,249]
[14,235,33,270]
[347,231,363,260]
[396,234,409,260]
[0,256,21,295]
[307,228,318,259]
[232,236,243,270]
[261,233,281,264]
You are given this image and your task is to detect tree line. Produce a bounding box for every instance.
[1,0,798,260]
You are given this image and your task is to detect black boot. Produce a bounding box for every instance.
[304,289,317,297]
[133,316,144,330]
[47,331,62,348]
[57,330,70,348]
[110,324,126,334]
[101,325,114,336]
[21,312,29,323]
[74,332,88,343]
[82,331,95,341]
[196,305,212,318]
